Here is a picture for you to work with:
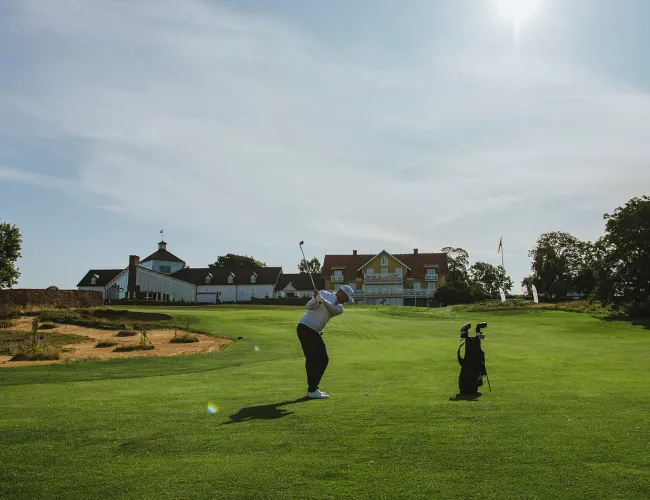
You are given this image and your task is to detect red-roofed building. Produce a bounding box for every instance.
[322,248,448,306]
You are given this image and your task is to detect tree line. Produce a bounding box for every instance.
[2,195,647,316]
[436,195,650,316]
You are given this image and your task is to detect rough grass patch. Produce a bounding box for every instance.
[113,330,154,351]
[113,344,155,352]
[0,329,92,356]
[170,331,199,343]
[95,340,118,348]
[10,344,62,361]
[115,330,137,337]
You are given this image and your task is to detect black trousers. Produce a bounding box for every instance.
[296,323,329,393]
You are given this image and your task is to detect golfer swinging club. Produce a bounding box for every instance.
[296,284,354,399]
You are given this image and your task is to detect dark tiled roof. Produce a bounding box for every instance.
[172,267,282,286]
[77,269,124,287]
[141,248,186,264]
[322,251,448,279]
[275,273,325,291]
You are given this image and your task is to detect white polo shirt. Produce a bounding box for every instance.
[299,290,344,333]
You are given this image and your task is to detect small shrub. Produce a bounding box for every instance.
[139,330,153,348]
[113,344,155,352]
[116,330,137,337]
[38,323,57,330]
[95,340,118,348]
[170,331,199,344]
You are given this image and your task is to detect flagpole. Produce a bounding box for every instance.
[498,236,504,269]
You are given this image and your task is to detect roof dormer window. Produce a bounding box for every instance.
[91,274,99,285]
[205,273,212,284]
[228,273,234,284]
[251,273,257,284]
[381,256,388,266]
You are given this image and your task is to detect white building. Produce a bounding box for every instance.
[77,240,283,303]
[173,267,282,303]
[274,273,325,298]
[139,241,186,274]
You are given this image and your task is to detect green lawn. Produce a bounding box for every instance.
[1,305,649,499]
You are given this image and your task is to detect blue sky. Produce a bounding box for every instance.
[1,0,649,291]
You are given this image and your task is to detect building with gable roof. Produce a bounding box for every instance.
[274,273,326,298]
[321,248,449,306]
[140,240,186,274]
[77,239,282,303]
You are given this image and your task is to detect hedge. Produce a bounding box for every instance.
[0,289,103,308]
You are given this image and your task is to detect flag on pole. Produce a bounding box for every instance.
[532,285,539,304]
[497,236,504,269]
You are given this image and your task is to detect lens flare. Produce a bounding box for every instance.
[207,402,220,415]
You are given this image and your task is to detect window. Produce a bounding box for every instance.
[366,268,374,275]
[228,274,234,284]
[414,282,421,290]
[251,274,257,283]
[91,275,98,285]
[395,267,402,277]
[381,268,389,275]
[381,256,388,266]
[205,274,212,284]
[159,265,171,273]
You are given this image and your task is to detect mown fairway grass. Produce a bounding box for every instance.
[1,305,649,499]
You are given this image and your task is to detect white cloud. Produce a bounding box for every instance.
[0,165,75,193]
[2,0,650,288]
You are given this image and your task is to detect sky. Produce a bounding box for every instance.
[1,0,649,292]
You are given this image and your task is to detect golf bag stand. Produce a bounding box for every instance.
[457,322,490,394]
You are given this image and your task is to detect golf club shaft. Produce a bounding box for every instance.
[300,243,317,290]
[486,373,492,392]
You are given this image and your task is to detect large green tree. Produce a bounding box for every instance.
[441,247,470,283]
[208,254,267,269]
[299,257,321,275]
[0,219,22,289]
[590,195,650,314]
[527,231,588,300]
[469,262,514,296]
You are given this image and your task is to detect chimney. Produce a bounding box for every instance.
[413,248,418,255]
[353,249,357,256]
[128,255,140,294]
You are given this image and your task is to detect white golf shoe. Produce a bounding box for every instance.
[307,389,330,399]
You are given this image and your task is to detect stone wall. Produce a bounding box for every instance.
[0,289,104,308]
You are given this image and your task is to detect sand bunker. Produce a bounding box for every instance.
[0,317,231,367]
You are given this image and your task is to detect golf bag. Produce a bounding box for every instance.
[457,322,490,394]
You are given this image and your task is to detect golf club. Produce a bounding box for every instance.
[299,240,317,291]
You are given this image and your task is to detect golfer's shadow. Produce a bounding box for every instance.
[220,397,310,425]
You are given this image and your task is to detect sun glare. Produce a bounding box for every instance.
[495,0,543,35]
